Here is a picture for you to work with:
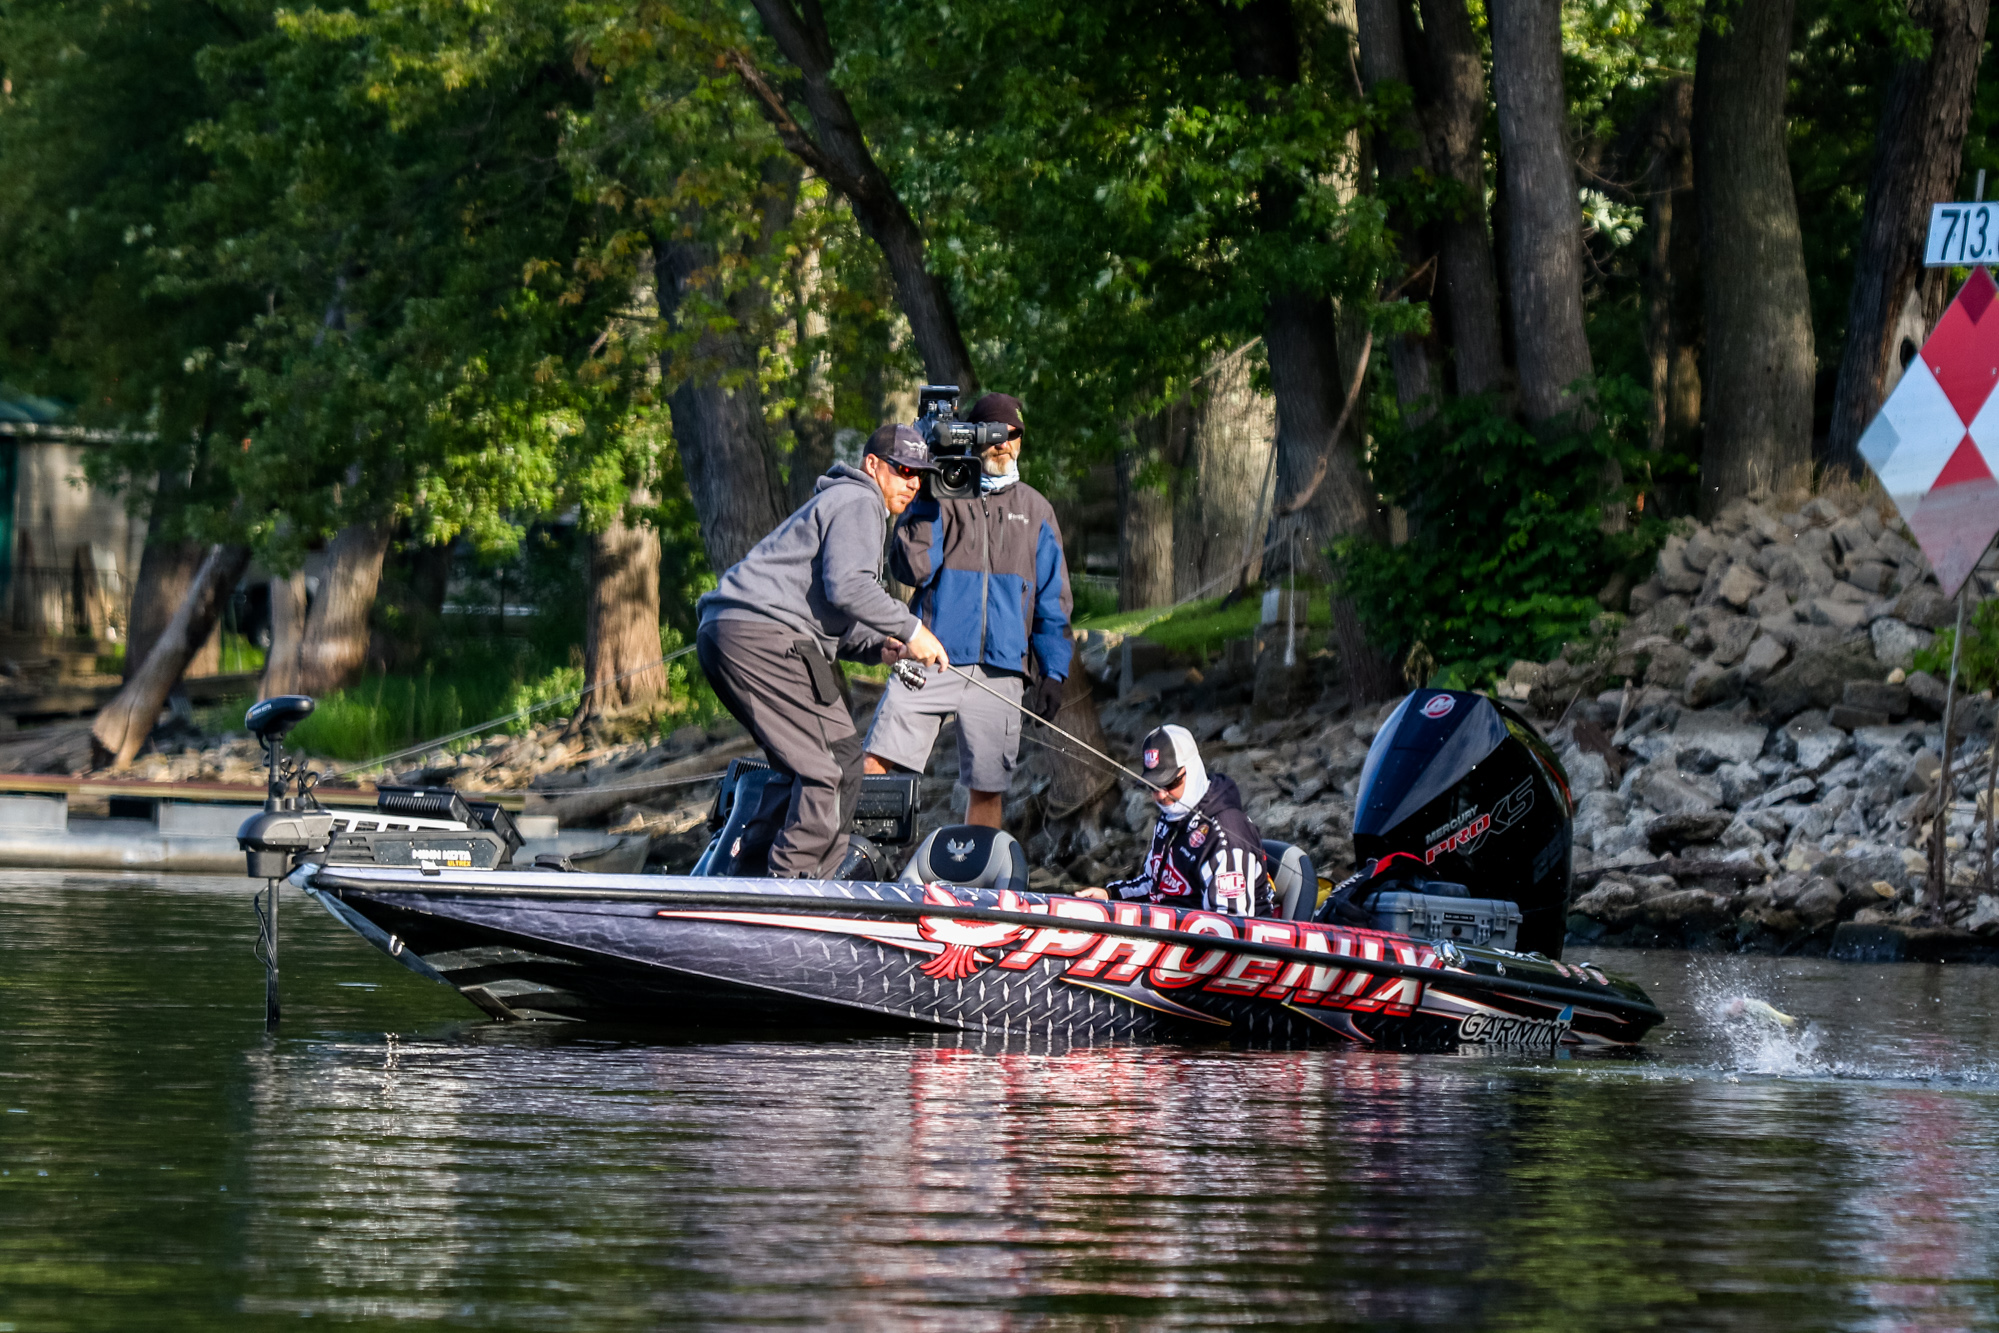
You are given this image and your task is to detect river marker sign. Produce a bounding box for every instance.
[1857,265,1999,598]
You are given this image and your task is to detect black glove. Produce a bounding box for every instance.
[1028,674,1067,721]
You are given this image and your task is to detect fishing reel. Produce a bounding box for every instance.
[891,659,929,691]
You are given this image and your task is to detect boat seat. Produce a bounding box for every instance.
[898,825,1028,897]
[1264,840,1318,920]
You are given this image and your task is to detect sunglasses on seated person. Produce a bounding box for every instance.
[882,460,927,480]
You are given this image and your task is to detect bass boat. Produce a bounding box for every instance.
[238,690,1664,1049]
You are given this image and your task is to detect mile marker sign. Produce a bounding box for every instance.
[1856,265,1999,598]
[1926,203,1999,266]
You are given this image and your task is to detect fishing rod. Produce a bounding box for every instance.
[311,872,1662,1026]
[892,659,1163,792]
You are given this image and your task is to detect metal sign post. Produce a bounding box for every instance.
[1871,173,1997,907]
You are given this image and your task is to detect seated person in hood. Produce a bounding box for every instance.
[1078,724,1275,917]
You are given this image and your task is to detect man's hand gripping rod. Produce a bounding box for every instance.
[889,659,1162,792]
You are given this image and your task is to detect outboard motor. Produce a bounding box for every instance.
[1349,689,1574,956]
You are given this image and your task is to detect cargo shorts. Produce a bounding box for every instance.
[864,663,1024,793]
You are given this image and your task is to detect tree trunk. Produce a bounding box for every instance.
[1644,79,1695,453]
[1034,645,1118,818]
[576,497,666,725]
[1415,0,1510,397]
[292,521,393,698]
[732,1,978,391]
[124,538,206,683]
[1174,345,1277,600]
[1116,431,1177,612]
[1692,0,1816,514]
[1489,0,1594,428]
[657,229,792,573]
[261,570,308,699]
[656,161,798,573]
[1356,0,1440,416]
[1825,0,1991,476]
[91,544,251,769]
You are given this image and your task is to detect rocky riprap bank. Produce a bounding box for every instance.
[1506,489,1999,959]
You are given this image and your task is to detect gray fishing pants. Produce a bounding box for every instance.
[696,616,862,878]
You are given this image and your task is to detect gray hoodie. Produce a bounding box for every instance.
[697,463,920,662]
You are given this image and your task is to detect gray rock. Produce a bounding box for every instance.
[1847,560,1895,595]
[1751,646,1883,718]
[1683,660,1743,708]
[1647,811,1733,853]
[1753,776,1820,809]
[1829,516,1872,555]
[1656,537,1705,594]
[1645,643,1697,690]
[1718,761,1767,807]
[1593,822,1648,861]
[1793,878,1844,928]
[1876,527,1918,564]
[1574,789,1629,843]
[1851,723,1921,762]
[1563,747,1612,792]
[1700,615,1758,667]
[1636,767,1720,815]
[1737,633,1789,685]
[1715,563,1765,608]
[1870,618,1934,670]
[1672,710,1769,765]
[1572,881,1641,929]
[1747,586,1794,620]
[1829,845,1911,896]
[1807,597,1869,631]
[1894,586,1956,629]
[1905,670,1952,716]
[1843,679,1910,719]
[1786,716,1852,772]
[1642,888,1732,931]
[1684,529,1724,572]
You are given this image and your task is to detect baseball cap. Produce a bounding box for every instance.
[966,392,1024,437]
[1139,724,1198,787]
[865,422,938,471]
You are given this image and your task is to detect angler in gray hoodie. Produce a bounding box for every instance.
[696,425,950,877]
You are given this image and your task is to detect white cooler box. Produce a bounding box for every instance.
[1369,891,1521,950]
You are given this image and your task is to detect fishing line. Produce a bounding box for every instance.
[903,660,1163,792]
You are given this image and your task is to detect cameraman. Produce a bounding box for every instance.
[697,424,949,878]
[862,392,1072,828]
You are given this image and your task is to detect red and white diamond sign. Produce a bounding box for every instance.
[1859,265,1999,597]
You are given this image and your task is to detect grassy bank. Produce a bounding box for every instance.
[1075,585,1330,660]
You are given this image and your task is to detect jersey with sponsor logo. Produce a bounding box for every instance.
[1105,775,1275,917]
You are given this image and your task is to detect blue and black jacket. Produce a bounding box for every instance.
[889,484,1073,680]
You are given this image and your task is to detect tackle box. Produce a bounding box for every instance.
[1368,891,1522,950]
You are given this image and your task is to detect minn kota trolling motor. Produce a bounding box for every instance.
[237,694,331,1028]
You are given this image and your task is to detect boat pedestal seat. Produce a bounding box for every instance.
[1264,840,1319,920]
[898,825,1027,896]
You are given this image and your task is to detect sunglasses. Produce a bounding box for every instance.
[886,461,926,480]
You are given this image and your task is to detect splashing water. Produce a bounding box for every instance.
[1689,965,1824,1076]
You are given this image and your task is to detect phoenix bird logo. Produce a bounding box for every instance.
[915,884,1026,980]
[945,838,976,862]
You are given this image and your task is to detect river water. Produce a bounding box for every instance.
[4,873,1999,1329]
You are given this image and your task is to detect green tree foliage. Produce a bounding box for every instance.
[1337,378,1672,683]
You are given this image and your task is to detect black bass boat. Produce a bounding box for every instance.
[237,691,1664,1050]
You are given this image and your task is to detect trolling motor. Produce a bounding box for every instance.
[238,695,335,878]
[236,694,331,1029]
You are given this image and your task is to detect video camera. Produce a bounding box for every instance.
[916,384,1010,500]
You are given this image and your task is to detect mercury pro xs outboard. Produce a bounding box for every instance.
[1346,689,1575,956]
